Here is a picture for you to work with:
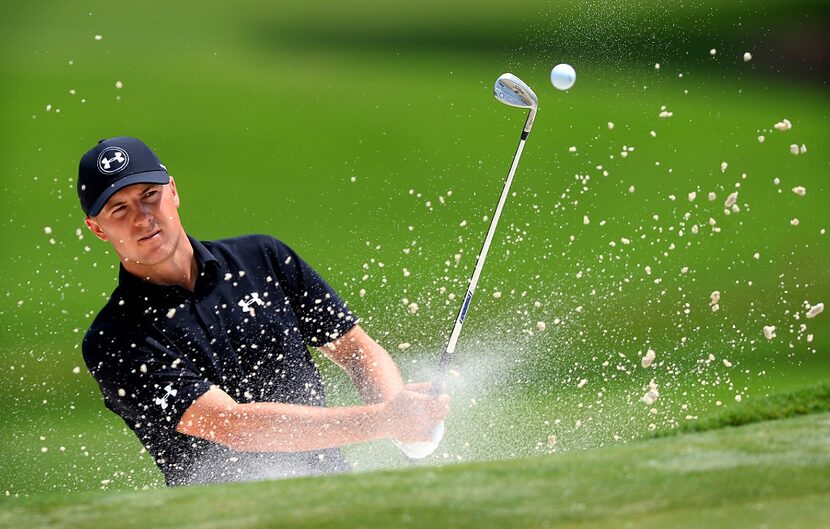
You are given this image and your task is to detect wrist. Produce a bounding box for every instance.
[369,401,394,439]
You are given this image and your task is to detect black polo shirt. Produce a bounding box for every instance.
[82,234,358,486]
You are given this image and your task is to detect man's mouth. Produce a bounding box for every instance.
[139,229,161,242]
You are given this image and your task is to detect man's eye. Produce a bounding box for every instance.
[144,190,157,198]
[112,206,126,215]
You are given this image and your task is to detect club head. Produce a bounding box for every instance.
[494,73,538,110]
[493,73,538,133]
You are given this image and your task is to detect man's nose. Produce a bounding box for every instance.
[133,203,153,226]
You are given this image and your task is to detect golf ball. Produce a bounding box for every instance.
[550,63,576,91]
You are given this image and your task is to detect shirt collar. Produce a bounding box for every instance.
[189,235,220,269]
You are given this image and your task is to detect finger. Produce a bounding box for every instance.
[405,381,433,394]
[430,394,451,418]
[403,389,431,403]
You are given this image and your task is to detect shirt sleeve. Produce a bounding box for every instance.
[82,326,213,433]
[268,237,359,347]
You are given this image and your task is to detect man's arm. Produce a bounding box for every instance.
[176,324,451,452]
[319,324,407,404]
[176,385,449,452]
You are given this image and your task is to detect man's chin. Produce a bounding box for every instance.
[117,230,182,268]
[124,245,173,267]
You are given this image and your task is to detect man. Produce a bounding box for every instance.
[78,137,450,486]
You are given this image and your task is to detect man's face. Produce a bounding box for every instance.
[85,179,184,267]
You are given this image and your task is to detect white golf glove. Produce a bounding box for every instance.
[393,420,445,459]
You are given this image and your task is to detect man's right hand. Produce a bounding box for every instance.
[382,389,450,443]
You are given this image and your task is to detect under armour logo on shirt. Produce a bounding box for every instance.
[238,292,264,316]
[154,384,177,410]
[97,147,130,174]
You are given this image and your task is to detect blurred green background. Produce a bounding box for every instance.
[1,0,828,496]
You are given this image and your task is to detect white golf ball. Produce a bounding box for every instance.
[551,63,576,91]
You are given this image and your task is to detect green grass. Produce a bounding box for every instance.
[2,411,829,528]
[655,379,830,437]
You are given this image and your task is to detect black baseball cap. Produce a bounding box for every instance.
[77,136,170,217]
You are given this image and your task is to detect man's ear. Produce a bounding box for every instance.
[169,176,180,208]
[85,216,108,242]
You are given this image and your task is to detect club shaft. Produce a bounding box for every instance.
[433,121,532,390]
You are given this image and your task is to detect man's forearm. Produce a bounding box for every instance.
[347,344,406,403]
[324,325,406,403]
[214,400,391,453]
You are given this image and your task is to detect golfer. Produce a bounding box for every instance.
[78,137,450,486]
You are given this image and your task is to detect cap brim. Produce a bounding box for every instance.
[87,171,170,217]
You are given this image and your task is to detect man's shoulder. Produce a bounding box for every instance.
[201,234,297,265]
[86,288,134,331]
[82,290,146,365]
[202,234,283,254]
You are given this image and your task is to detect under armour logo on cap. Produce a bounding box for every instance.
[97,147,130,174]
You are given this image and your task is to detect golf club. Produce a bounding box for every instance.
[395,73,539,459]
